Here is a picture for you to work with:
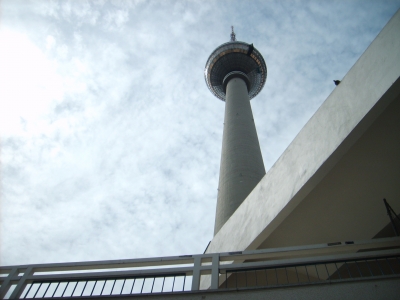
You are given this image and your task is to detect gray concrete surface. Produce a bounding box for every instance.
[214,77,266,235]
[206,9,400,253]
[257,92,400,249]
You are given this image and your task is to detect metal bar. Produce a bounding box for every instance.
[210,254,220,290]
[120,279,126,295]
[375,259,384,276]
[43,282,51,298]
[10,267,34,299]
[385,258,395,274]
[161,277,165,292]
[314,264,320,281]
[354,261,363,277]
[71,281,78,297]
[1,237,398,274]
[110,279,116,295]
[150,277,155,293]
[2,254,195,272]
[324,263,330,280]
[80,281,88,297]
[305,265,310,282]
[217,237,400,262]
[140,278,145,294]
[33,282,42,298]
[61,282,69,297]
[90,280,97,296]
[24,266,192,282]
[172,276,176,292]
[344,261,352,278]
[364,260,373,276]
[191,256,201,291]
[23,283,33,299]
[236,271,238,288]
[0,267,18,300]
[183,275,186,291]
[334,263,342,279]
[52,282,60,297]
[130,278,136,294]
[218,249,400,273]
[295,266,299,283]
[100,280,106,295]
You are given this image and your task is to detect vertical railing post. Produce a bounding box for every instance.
[0,268,18,299]
[210,254,220,290]
[9,267,33,299]
[191,256,201,291]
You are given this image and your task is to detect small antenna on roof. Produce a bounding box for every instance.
[230,26,236,42]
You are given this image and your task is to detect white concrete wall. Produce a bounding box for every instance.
[206,9,400,254]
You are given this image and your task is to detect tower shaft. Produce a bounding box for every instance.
[214,77,266,235]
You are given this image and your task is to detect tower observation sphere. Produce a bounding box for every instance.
[205,28,267,235]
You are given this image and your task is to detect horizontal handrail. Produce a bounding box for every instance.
[0,237,399,299]
[2,237,398,272]
[219,248,400,272]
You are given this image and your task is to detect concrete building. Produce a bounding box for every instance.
[204,28,267,235]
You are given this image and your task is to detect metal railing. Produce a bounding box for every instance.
[17,274,191,298]
[1,237,399,299]
[220,254,400,289]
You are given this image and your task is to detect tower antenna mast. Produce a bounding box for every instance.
[230,26,236,42]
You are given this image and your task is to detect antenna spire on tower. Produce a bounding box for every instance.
[230,26,236,42]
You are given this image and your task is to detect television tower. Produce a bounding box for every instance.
[205,27,267,235]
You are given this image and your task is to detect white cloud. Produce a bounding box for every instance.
[0,29,64,137]
[46,35,56,50]
[104,9,129,30]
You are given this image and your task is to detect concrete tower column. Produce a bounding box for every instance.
[204,30,267,235]
[215,77,266,235]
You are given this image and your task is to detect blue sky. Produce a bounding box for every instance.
[1,0,399,266]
